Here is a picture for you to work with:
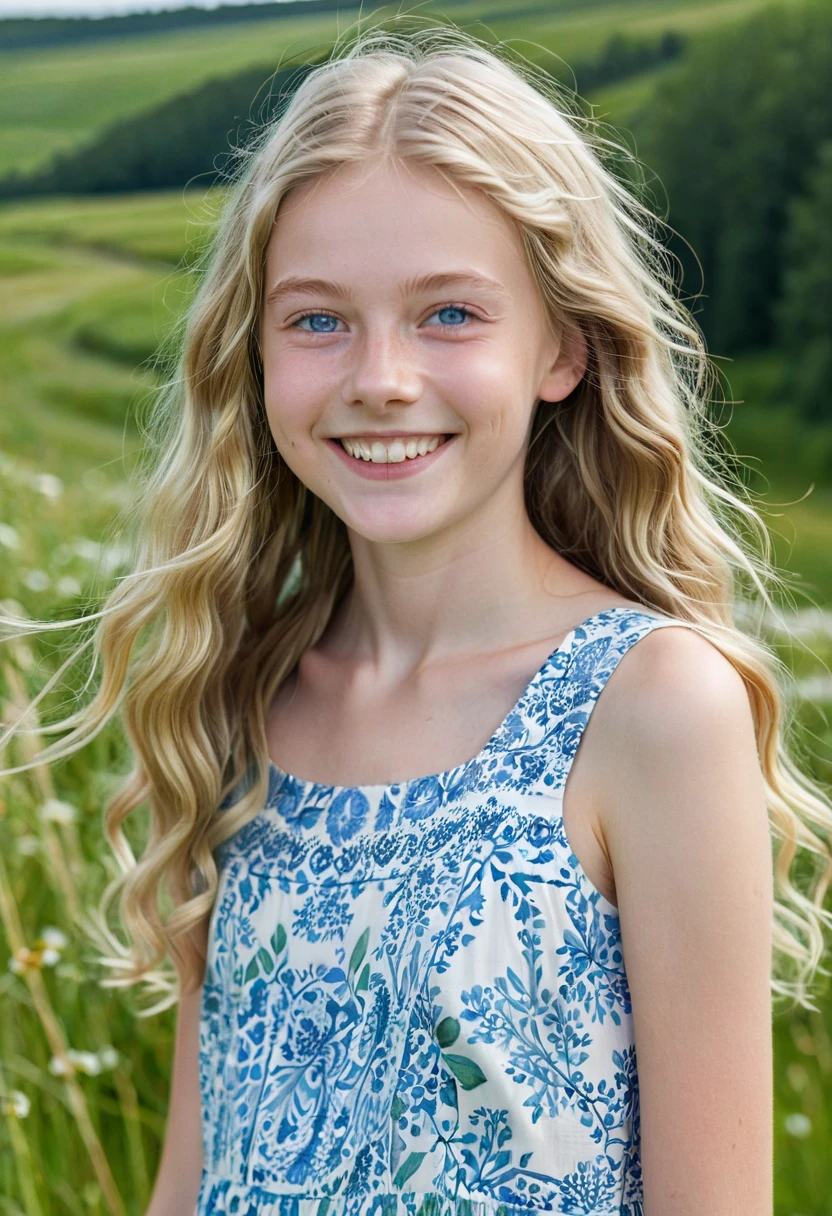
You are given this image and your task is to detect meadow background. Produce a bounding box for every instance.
[1,0,832,1211]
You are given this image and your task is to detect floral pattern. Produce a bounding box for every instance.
[196,607,691,1216]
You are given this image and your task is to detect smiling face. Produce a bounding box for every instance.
[259,157,586,546]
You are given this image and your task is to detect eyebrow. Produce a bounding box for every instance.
[264,270,510,307]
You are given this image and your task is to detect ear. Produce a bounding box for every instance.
[537,320,588,403]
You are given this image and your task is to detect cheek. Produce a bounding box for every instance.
[452,357,530,447]
[262,354,326,445]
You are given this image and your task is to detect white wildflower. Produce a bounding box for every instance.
[48,1055,71,1077]
[56,575,82,597]
[97,1045,119,1070]
[9,941,61,972]
[100,543,132,574]
[23,569,50,592]
[2,1089,30,1118]
[73,538,101,563]
[39,926,68,951]
[40,798,78,825]
[0,523,20,550]
[784,1112,812,1138]
[67,1049,101,1076]
[16,833,40,856]
[796,675,832,703]
[33,472,63,500]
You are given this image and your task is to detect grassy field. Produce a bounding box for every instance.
[1,2,832,1206]
[1,182,831,1215]
[0,0,822,177]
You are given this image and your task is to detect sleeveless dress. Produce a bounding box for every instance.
[196,605,694,1216]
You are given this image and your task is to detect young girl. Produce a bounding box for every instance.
[3,18,832,1216]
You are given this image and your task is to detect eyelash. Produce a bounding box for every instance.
[291,305,479,333]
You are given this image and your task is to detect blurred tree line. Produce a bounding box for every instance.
[636,5,832,424]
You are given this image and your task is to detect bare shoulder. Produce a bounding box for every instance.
[600,619,755,749]
[590,620,764,859]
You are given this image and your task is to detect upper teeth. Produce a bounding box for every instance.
[340,435,445,463]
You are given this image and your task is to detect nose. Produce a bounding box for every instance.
[342,324,422,412]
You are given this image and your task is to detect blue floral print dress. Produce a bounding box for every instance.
[197,606,694,1216]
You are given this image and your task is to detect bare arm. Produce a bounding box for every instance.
[595,626,774,1216]
[145,939,207,1215]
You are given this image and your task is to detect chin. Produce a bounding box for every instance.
[339,508,447,545]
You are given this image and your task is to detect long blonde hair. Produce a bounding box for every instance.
[2,17,831,1017]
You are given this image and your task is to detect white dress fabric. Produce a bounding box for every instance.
[196,606,692,1215]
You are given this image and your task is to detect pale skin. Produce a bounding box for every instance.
[146,157,773,1215]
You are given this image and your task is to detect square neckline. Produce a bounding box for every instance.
[266,603,658,798]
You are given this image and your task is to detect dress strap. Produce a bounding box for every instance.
[513,609,699,799]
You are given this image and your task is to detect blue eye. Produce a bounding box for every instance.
[292,305,477,333]
[428,306,474,328]
[295,313,340,333]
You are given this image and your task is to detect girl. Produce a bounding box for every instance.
[3,18,832,1216]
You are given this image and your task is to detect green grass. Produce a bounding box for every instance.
[0,0,484,177]
[0,188,221,265]
[476,0,820,65]
[1,172,832,1212]
[588,60,681,127]
[0,0,827,178]
[0,190,216,475]
[712,352,832,604]
[0,13,330,176]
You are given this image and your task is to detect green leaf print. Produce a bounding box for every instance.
[416,1196,442,1216]
[243,955,259,983]
[270,924,287,956]
[356,962,370,993]
[435,1016,460,1048]
[393,1151,426,1188]
[348,927,370,975]
[257,947,274,974]
[442,1053,487,1090]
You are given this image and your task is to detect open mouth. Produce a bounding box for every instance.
[334,434,453,464]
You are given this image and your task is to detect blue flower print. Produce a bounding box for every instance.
[199,607,689,1215]
[293,884,354,942]
[327,788,370,845]
[401,775,444,822]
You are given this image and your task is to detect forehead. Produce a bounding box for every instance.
[264,159,528,291]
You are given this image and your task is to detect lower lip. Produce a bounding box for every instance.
[325,435,457,480]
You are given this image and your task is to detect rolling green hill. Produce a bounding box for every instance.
[0,0,823,177]
[0,32,686,200]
